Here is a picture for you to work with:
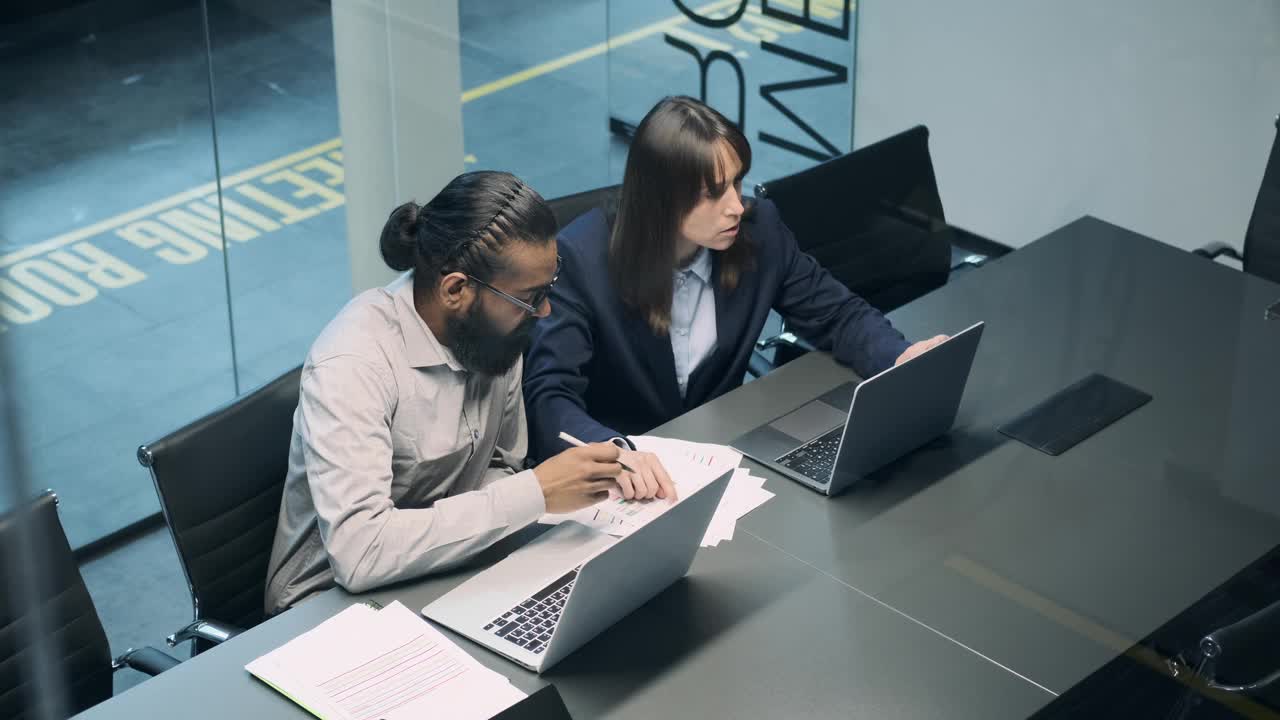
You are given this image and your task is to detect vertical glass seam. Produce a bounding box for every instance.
[199,0,242,396]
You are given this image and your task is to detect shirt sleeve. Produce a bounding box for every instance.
[523,249,628,458]
[769,209,910,376]
[298,356,545,593]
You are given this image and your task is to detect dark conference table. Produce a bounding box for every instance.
[76,217,1280,718]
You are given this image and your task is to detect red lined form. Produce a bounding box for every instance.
[247,601,523,720]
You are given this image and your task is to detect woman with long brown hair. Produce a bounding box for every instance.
[523,96,944,495]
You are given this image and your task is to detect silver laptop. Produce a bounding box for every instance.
[731,322,984,496]
[423,469,731,673]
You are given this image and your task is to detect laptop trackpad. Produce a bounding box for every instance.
[769,400,847,442]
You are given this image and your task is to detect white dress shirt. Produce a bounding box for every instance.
[670,248,717,398]
[264,272,544,614]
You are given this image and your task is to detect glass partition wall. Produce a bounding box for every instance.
[0,0,854,547]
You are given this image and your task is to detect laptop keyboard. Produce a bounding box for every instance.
[483,566,579,655]
[776,426,843,484]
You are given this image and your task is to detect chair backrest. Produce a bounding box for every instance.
[756,125,954,313]
[0,491,112,719]
[1243,115,1280,285]
[546,184,621,230]
[138,366,302,637]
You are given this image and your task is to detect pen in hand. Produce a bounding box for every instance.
[558,431,636,474]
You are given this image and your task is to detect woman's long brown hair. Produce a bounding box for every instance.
[608,96,755,334]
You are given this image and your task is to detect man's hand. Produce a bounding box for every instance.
[895,334,949,366]
[615,449,677,502]
[533,443,624,514]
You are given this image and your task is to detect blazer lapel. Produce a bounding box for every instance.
[684,253,740,409]
[624,306,684,413]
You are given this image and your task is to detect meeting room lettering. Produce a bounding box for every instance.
[114,155,350,268]
[0,277,52,325]
[158,202,263,246]
[663,34,746,128]
[673,0,748,27]
[0,242,147,328]
[757,41,846,161]
[44,243,148,290]
[664,0,851,163]
[761,0,850,39]
[0,145,349,330]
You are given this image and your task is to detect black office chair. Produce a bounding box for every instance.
[545,184,620,229]
[1194,114,1280,285]
[0,491,179,719]
[137,365,302,654]
[749,125,1009,375]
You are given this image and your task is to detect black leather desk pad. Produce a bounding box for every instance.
[998,373,1152,456]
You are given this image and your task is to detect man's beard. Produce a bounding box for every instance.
[447,302,536,376]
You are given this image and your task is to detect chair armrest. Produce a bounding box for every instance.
[1192,242,1244,262]
[113,646,182,676]
[950,249,988,271]
[167,619,244,648]
[1200,601,1280,693]
[750,329,816,378]
[746,350,776,378]
[948,225,1013,261]
[755,330,813,353]
[755,330,787,351]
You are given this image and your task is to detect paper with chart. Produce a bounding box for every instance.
[538,435,774,546]
[629,435,744,475]
[246,601,524,720]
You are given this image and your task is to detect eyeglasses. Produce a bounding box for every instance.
[463,254,561,315]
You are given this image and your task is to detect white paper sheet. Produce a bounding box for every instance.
[540,436,773,548]
[246,602,524,720]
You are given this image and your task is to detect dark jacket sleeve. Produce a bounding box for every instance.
[523,241,625,460]
[766,202,911,377]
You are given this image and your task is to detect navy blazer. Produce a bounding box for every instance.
[523,198,910,460]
